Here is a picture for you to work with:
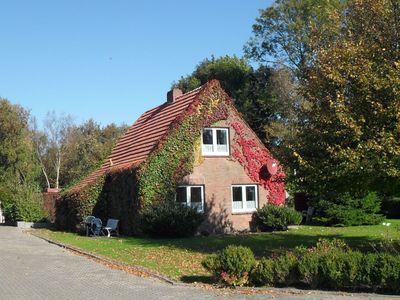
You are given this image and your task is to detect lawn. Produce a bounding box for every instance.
[35,219,400,282]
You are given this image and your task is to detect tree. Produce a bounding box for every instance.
[173,56,279,146]
[42,111,74,190]
[0,99,40,183]
[244,0,342,79]
[293,0,400,200]
[0,99,43,223]
[31,118,51,189]
[173,55,252,99]
[59,120,127,187]
[33,115,127,190]
[242,0,342,177]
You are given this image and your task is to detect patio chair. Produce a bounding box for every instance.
[103,219,119,237]
[91,218,104,236]
[84,216,104,237]
[84,216,96,236]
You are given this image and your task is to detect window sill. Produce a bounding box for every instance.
[202,152,230,156]
[202,154,230,158]
[232,210,257,215]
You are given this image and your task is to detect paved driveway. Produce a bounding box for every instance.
[0,226,397,300]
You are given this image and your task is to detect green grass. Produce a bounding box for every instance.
[35,219,400,281]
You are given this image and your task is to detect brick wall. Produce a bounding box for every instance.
[182,107,274,233]
[42,192,59,222]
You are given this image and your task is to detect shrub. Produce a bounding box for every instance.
[356,253,380,288]
[254,204,302,231]
[251,239,400,293]
[0,182,45,223]
[297,248,321,288]
[140,201,204,237]
[250,258,274,286]
[314,192,384,226]
[273,252,298,285]
[202,245,256,286]
[378,253,400,292]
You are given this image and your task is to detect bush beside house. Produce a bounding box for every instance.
[254,204,302,231]
[140,201,204,237]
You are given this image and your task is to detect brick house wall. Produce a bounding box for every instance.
[182,107,270,233]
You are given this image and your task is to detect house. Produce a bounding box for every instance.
[64,80,285,234]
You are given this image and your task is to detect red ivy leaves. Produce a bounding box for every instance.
[230,122,286,205]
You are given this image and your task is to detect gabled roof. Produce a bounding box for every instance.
[71,85,204,192]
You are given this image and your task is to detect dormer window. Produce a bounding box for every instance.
[201,128,229,156]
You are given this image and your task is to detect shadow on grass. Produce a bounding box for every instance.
[180,275,214,284]
[119,231,386,257]
[47,223,398,257]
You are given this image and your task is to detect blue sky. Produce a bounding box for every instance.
[0,0,273,126]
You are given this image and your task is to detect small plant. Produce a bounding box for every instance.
[254,204,302,231]
[140,200,204,237]
[202,245,256,286]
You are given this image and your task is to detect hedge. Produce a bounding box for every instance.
[203,240,400,293]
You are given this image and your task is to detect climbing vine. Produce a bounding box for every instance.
[230,121,285,205]
[138,80,230,207]
[55,174,106,231]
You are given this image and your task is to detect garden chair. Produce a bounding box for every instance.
[84,216,96,236]
[302,207,314,223]
[91,218,104,236]
[103,218,119,237]
[84,216,104,237]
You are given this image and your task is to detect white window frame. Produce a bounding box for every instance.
[231,184,258,213]
[176,185,205,213]
[201,127,229,156]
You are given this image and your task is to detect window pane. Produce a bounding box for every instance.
[232,187,242,202]
[176,187,187,203]
[216,129,227,145]
[246,186,256,202]
[190,187,202,203]
[202,129,213,145]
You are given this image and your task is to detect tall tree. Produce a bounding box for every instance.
[173,56,279,146]
[244,0,342,79]
[0,99,43,223]
[42,111,74,190]
[294,0,400,199]
[31,118,51,189]
[173,55,251,99]
[244,0,344,185]
[60,120,128,188]
[0,99,40,183]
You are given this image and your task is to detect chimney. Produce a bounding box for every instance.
[167,88,183,103]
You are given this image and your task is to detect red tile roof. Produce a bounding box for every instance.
[71,85,203,192]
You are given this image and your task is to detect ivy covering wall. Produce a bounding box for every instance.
[230,121,285,205]
[55,80,285,234]
[138,80,230,207]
